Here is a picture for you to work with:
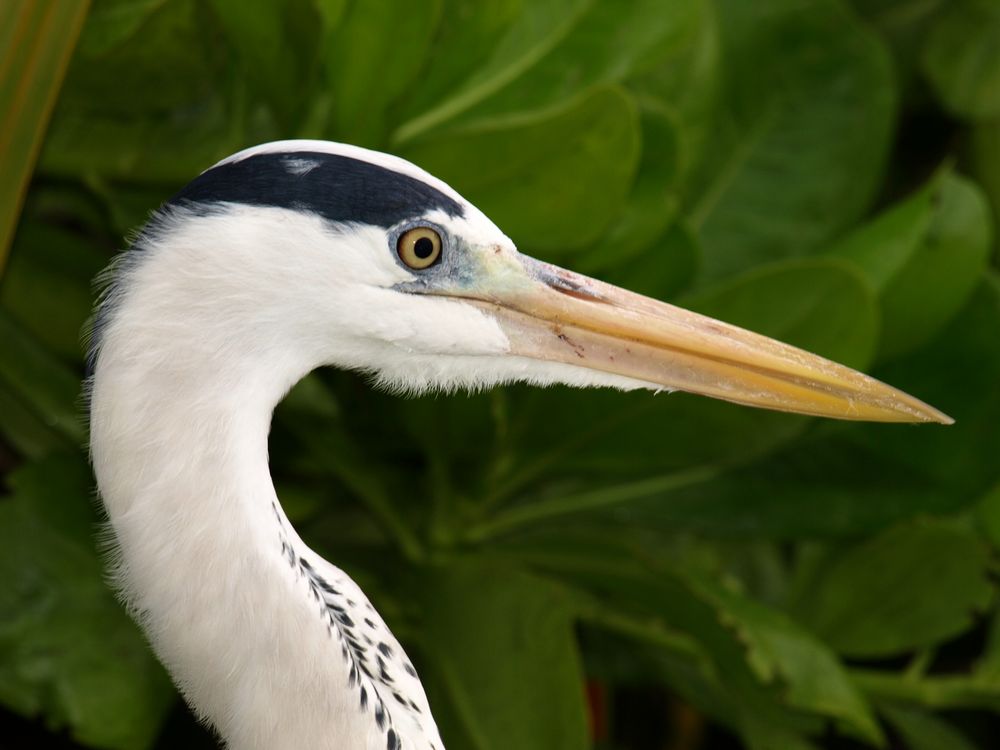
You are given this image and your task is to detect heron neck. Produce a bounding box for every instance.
[91,252,413,749]
[89,323,319,734]
[87,213,443,750]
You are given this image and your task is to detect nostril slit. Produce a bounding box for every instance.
[546,280,610,304]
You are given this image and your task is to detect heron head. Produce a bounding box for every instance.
[126,140,948,423]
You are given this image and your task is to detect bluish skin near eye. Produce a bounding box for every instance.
[389,220,484,292]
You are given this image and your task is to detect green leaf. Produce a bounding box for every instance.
[624,2,721,184]
[921,0,1000,120]
[0,454,174,749]
[77,0,167,57]
[971,121,1000,237]
[553,558,880,745]
[852,667,1000,713]
[827,174,938,291]
[830,172,992,361]
[416,563,589,750]
[40,0,242,183]
[876,173,991,358]
[394,0,591,141]
[1,220,108,362]
[848,0,949,101]
[612,440,942,539]
[975,483,1000,551]
[573,105,695,299]
[744,722,824,750]
[401,86,640,252]
[312,0,347,29]
[391,0,523,128]
[692,0,895,282]
[85,178,175,237]
[0,309,83,457]
[685,572,883,744]
[274,376,426,561]
[0,0,90,275]
[790,521,994,658]
[879,704,978,750]
[973,605,1000,680]
[206,0,322,128]
[447,0,713,126]
[323,0,441,145]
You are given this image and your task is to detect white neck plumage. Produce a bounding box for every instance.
[89,211,442,750]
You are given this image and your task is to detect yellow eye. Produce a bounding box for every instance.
[397,226,442,270]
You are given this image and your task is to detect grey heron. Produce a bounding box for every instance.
[87,140,950,750]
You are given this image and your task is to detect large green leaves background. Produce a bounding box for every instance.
[2,0,999,748]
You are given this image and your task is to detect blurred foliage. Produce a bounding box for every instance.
[2,0,1000,748]
[0,0,90,272]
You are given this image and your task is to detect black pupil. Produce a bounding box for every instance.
[413,236,435,260]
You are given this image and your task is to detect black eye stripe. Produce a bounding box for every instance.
[167,152,465,228]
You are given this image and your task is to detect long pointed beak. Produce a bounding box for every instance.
[452,253,951,424]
